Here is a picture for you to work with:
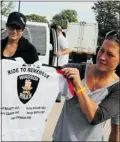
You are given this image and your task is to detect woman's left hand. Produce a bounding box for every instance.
[62,68,83,90]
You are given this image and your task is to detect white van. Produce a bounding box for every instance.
[1,15,58,66]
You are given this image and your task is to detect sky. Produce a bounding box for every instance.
[12,1,96,22]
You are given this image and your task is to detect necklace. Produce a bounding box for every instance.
[91,67,113,91]
[91,74,101,91]
[91,75,102,91]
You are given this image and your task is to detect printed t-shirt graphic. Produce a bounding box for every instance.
[1,59,74,141]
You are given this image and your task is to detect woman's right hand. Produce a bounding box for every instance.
[62,67,83,91]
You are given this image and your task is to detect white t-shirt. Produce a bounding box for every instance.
[57,34,69,66]
[1,59,74,141]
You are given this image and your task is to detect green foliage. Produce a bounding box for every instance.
[52,9,78,29]
[92,1,120,46]
[25,14,48,23]
[1,1,14,16]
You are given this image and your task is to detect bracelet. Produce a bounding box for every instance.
[76,87,86,94]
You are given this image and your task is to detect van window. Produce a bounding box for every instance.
[24,25,46,55]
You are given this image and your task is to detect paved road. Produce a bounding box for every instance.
[42,97,111,141]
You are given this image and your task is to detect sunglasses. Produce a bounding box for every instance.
[105,30,120,43]
[8,25,23,32]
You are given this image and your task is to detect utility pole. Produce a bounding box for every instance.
[18,1,21,12]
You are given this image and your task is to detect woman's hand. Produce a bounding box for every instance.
[62,68,83,90]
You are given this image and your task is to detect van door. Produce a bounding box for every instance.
[49,28,58,66]
[23,23,50,64]
[79,22,98,53]
[66,23,80,52]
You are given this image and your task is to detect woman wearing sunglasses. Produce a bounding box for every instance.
[1,11,38,64]
[53,30,120,141]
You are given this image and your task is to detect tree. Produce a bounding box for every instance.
[52,9,78,29]
[25,14,48,23]
[1,1,14,16]
[92,1,120,46]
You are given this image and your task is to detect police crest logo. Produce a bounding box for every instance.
[17,74,40,104]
